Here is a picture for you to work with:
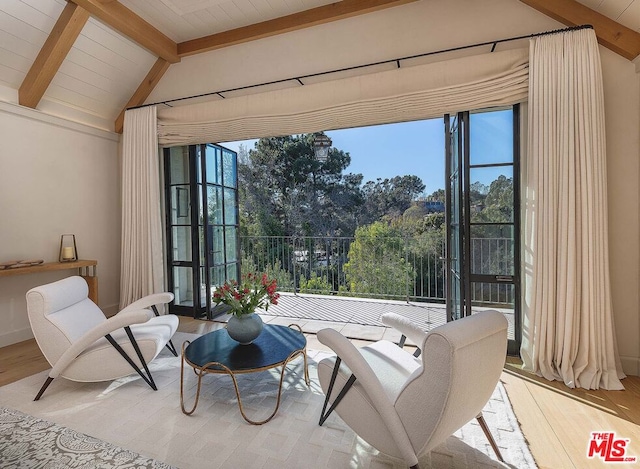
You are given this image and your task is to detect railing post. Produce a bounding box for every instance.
[405,235,410,303]
[293,236,298,294]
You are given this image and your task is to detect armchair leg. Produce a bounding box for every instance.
[105,330,157,391]
[319,357,357,426]
[165,339,178,357]
[34,376,54,401]
[476,413,504,462]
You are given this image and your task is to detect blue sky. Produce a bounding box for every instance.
[220,109,513,196]
[221,118,445,196]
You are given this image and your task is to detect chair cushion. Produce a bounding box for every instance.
[359,340,422,402]
[63,315,179,382]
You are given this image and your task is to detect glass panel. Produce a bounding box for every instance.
[199,226,205,264]
[210,265,226,288]
[222,149,237,188]
[446,114,463,321]
[470,225,514,275]
[471,283,515,340]
[205,145,222,185]
[171,226,192,261]
[470,109,513,165]
[223,187,237,225]
[170,186,190,224]
[225,227,237,262]
[198,184,204,225]
[470,166,513,223]
[207,186,223,225]
[227,263,239,283]
[197,146,203,184]
[200,267,207,307]
[169,146,189,184]
[172,266,194,306]
[208,225,225,265]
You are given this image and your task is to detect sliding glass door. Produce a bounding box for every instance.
[444,106,521,354]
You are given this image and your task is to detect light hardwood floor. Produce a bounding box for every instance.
[1,317,639,469]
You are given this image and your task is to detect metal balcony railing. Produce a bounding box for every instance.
[239,235,514,305]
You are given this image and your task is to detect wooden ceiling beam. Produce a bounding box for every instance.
[178,0,419,57]
[114,58,171,133]
[70,0,179,63]
[519,0,640,60]
[19,2,89,108]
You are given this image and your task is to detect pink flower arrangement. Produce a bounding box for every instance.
[212,272,280,316]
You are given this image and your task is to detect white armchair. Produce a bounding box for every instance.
[317,310,508,469]
[26,276,179,400]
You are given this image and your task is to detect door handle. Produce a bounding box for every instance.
[496,275,513,282]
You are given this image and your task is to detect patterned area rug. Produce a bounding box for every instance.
[0,407,175,468]
[0,333,536,469]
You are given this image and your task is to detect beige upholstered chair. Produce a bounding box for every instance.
[26,276,179,400]
[317,310,508,469]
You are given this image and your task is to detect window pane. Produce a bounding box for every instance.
[222,149,237,188]
[170,186,190,224]
[227,263,239,283]
[197,184,203,225]
[469,167,513,223]
[200,267,207,307]
[210,265,226,287]
[208,225,225,265]
[207,186,223,225]
[196,145,202,184]
[169,146,189,184]
[172,266,194,306]
[199,226,205,264]
[225,227,237,262]
[172,226,192,261]
[205,145,222,184]
[470,109,513,165]
[224,187,237,225]
[470,226,514,275]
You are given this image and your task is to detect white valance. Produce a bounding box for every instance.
[157,48,528,146]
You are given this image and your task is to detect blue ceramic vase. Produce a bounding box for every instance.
[226,313,264,345]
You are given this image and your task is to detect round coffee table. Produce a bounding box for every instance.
[180,323,309,424]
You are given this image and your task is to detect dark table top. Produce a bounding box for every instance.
[184,324,306,373]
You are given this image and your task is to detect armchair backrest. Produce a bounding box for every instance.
[26,276,107,367]
[394,310,508,456]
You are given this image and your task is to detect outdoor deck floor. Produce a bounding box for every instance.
[213,292,515,342]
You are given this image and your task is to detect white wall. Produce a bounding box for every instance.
[0,102,121,347]
[600,49,640,375]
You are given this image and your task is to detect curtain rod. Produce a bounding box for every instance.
[129,24,592,111]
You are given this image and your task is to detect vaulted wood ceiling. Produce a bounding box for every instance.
[3,0,640,134]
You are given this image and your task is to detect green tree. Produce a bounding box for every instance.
[343,221,415,299]
[361,175,426,223]
[239,135,364,238]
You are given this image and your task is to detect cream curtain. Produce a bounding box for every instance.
[157,48,528,146]
[120,106,165,308]
[521,29,625,390]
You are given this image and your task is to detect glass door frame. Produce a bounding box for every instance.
[163,144,240,319]
[444,112,468,322]
[444,105,522,355]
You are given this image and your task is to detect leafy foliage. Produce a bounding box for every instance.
[299,272,332,294]
[343,221,415,299]
[212,272,280,316]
